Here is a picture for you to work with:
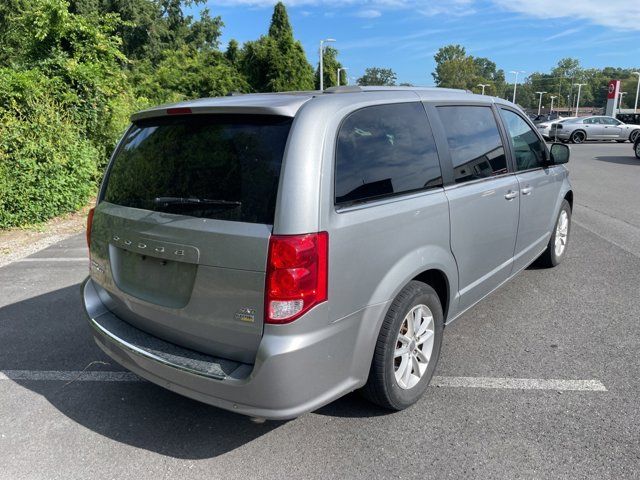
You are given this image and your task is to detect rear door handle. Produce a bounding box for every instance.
[504,190,518,200]
[521,186,533,195]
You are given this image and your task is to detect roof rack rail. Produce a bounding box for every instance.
[323,86,363,94]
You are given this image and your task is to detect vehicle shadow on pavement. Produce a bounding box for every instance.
[593,155,639,166]
[0,284,283,459]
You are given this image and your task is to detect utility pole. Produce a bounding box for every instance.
[573,83,586,116]
[633,72,640,113]
[549,95,557,115]
[536,91,547,115]
[477,83,490,95]
[510,70,525,104]
[318,38,336,91]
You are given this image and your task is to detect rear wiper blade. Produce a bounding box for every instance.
[154,197,241,207]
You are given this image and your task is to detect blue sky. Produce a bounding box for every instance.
[197,0,640,85]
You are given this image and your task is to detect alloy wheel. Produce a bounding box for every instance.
[394,304,435,389]
[555,210,569,257]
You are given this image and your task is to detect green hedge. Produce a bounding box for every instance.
[0,101,97,228]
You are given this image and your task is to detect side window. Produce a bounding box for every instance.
[335,103,442,205]
[499,109,546,171]
[437,106,508,183]
[602,117,621,125]
[583,118,597,125]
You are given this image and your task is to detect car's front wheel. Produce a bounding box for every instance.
[362,281,443,410]
[537,199,571,268]
[635,140,640,159]
[630,130,640,144]
[570,130,586,144]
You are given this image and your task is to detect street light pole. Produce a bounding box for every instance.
[318,38,336,91]
[477,83,489,95]
[633,72,640,113]
[536,91,547,115]
[337,67,348,86]
[509,70,525,104]
[549,95,557,115]
[573,83,586,116]
[619,91,628,115]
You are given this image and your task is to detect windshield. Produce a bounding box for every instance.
[102,114,292,224]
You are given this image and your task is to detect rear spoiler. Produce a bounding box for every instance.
[131,96,312,122]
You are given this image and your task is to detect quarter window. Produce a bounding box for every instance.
[499,109,546,171]
[601,117,621,125]
[335,103,442,205]
[437,106,508,183]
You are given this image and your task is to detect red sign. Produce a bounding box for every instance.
[607,80,620,100]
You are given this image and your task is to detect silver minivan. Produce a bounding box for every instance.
[83,87,573,420]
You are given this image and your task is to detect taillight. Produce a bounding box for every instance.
[86,207,95,248]
[265,232,328,324]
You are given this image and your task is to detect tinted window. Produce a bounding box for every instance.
[335,103,442,205]
[103,114,292,224]
[583,118,598,125]
[437,106,508,183]
[499,109,546,171]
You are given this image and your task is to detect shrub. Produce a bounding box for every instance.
[0,99,97,228]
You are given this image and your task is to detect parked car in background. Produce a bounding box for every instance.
[617,113,640,126]
[83,87,573,420]
[550,116,640,144]
[531,113,563,125]
[537,117,574,140]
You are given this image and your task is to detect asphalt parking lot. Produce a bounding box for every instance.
[1,142,639,479]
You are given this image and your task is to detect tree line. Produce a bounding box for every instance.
[431,45,639,111]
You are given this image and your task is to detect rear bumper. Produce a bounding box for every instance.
[82,277,386,420]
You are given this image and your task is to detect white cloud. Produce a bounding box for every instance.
[492,0,640,31]
[355,8,382,18]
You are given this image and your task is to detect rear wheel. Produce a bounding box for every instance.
[635,140,640,159]
[362,281,443,410]
[536,199,571,268]
[630,130,640,144]
[570,130,586,144]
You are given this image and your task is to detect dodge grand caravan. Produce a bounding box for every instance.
[82,86,573,420]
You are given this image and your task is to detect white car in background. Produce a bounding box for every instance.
[550,116,640,144]
[537,117,575,140]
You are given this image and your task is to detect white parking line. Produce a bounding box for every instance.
[17,257,88,262]
[431,376,607,391]
[0,370,607,391]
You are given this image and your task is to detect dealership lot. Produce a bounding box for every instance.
[1,143,639,479]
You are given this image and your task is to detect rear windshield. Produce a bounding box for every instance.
[102,114,292,224]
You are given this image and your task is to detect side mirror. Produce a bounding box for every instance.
[549,143,570,164]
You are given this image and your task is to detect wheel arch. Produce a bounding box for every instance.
[412,269,450,322]
[564,189,573,210]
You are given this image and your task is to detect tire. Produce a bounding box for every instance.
[635,140,640,159]
[630,130,640,144]
[570,130,586,144]
[536,199,571,268]
[361,281,444,411]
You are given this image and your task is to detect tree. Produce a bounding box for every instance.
[433,44,480,91]
[225,39,240,66]
[315,47,345,89]
[357,67,397,86]
[239,2,314,92]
